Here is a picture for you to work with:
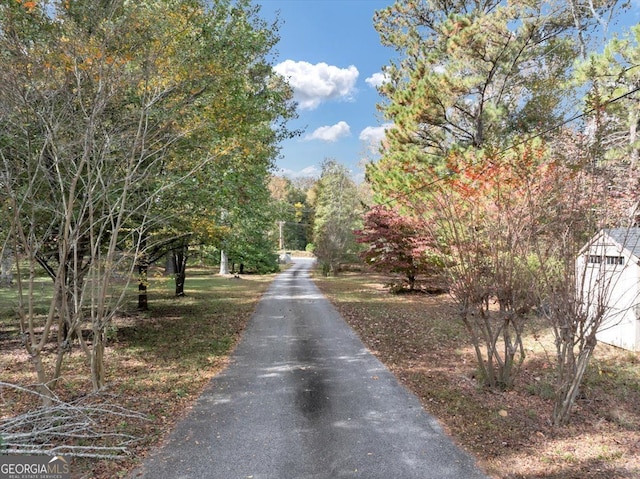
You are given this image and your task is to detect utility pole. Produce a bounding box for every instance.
[278,220,285,251]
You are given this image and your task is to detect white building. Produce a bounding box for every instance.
[577,228,640,351]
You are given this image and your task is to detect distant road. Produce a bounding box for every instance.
[131,257,488,479]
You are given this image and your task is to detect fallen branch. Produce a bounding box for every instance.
[0,382,148,459]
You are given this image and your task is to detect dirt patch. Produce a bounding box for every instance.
[314,271,640,479]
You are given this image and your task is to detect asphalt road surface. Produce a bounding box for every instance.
[131,257,488,479]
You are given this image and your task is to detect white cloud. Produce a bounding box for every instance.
[305,121,351,142]
[365,72,389,88]
[274,60,359,110]
[278,165,321,179]
[359,124,392,144]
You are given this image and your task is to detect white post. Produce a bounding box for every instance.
[219,250,229,275]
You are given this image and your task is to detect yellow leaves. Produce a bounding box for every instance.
[294,202,304,222]
[190,215,230,244]
[41,32,131,78]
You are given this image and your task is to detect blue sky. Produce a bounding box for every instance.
[258,0,394,181]
[257,0,640,181]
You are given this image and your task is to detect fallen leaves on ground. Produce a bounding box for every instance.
[314,271,640,479]
[0,272,273,479]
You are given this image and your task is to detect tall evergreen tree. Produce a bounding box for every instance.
[368,0,623,200]
[574,24,640,224]
[364,0,628,424]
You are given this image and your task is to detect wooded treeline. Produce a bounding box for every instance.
[0,0,296,399]
[2,0,639,434]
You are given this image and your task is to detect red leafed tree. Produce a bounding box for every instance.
[355,205,443,291]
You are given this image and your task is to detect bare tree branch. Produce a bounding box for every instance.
[0,382,148,459]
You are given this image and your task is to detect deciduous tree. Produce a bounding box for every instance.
[355,205,443,291]
[312,160,363,275]
[269,175,313,251]
[0,0,295,398]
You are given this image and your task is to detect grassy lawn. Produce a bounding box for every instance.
[313,270,640,479]
[2,265,639,478]
[0,267,275,478]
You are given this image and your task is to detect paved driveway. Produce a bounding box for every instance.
[130,258,488,479]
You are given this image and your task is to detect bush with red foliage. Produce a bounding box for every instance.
[354,205,444,291]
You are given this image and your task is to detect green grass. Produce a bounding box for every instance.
[0,277,54,322]
[1,266,278,478]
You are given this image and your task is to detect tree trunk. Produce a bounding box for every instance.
[91,329,106,391]
[629,109,638,170]
[31,353,53,407]
[138,261,148,311]
[174,246,188,296]
[219,250,229,275]
[0,248,13,286]
[53,346,66,385]
[552,340,597,426]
